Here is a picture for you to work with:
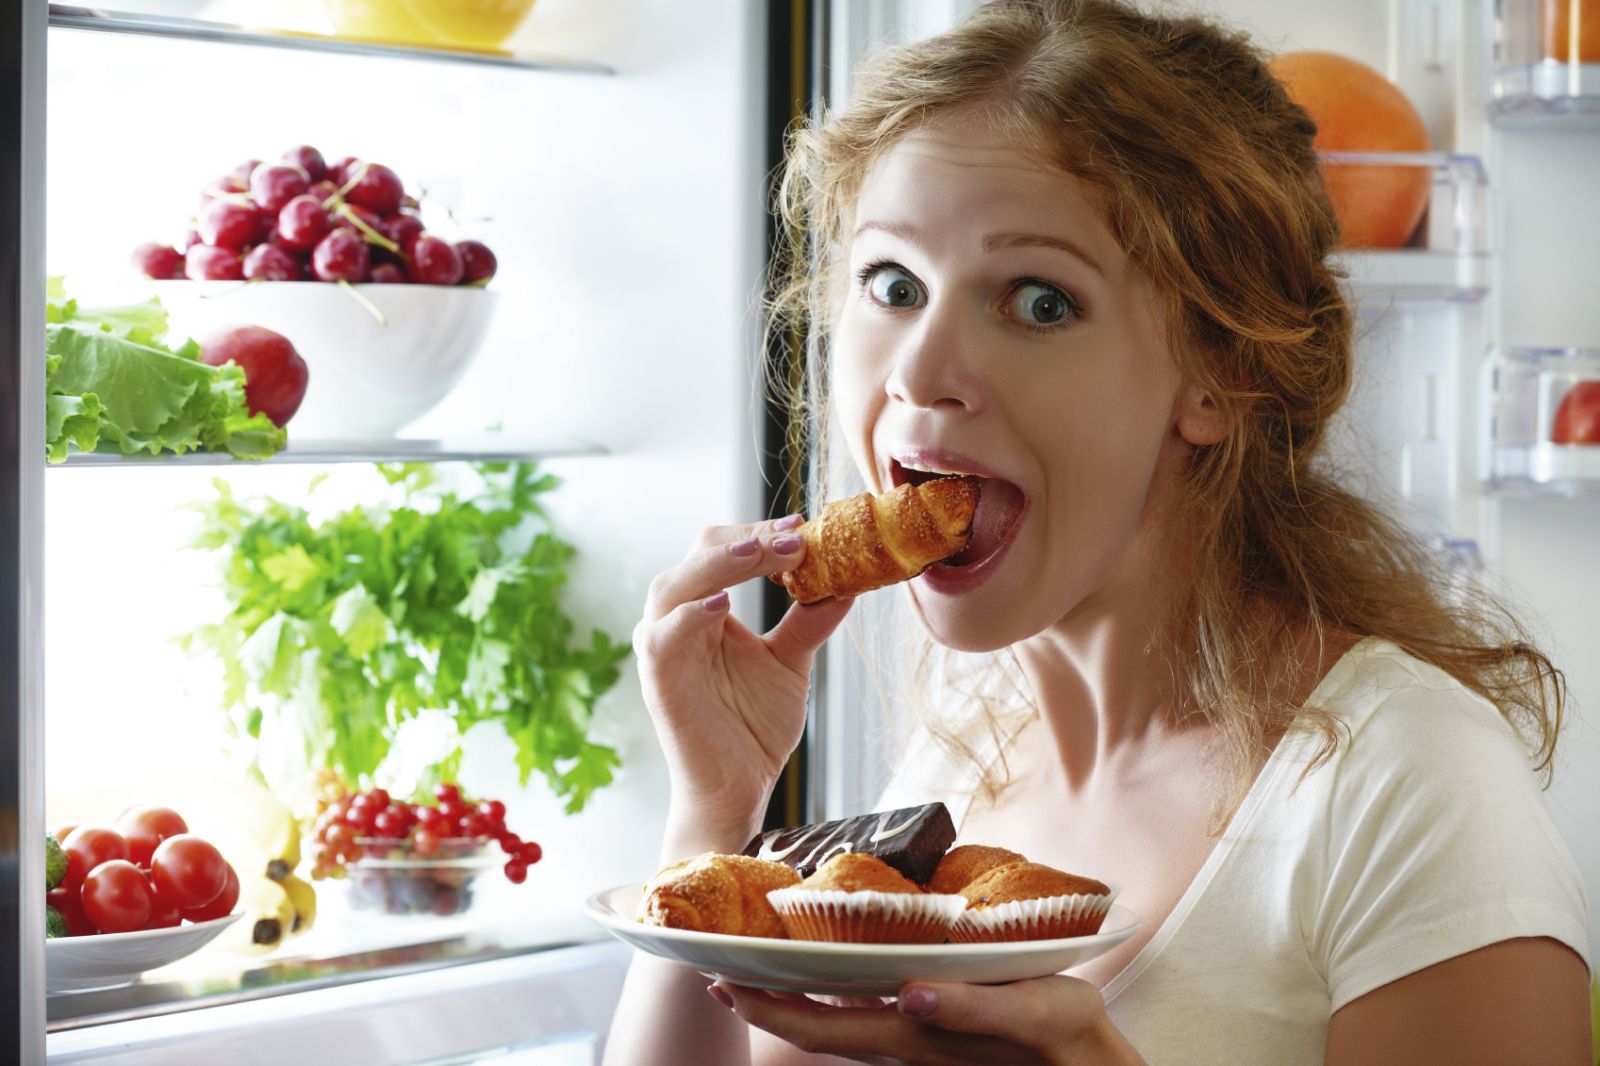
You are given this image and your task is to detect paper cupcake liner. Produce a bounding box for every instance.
[767,888,967,944]
[949,886,1117,943]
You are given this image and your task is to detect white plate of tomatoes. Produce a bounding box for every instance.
[47,806,241,992]
[47,914,241,991]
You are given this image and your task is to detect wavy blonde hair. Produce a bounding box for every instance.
[767,0,1565,812]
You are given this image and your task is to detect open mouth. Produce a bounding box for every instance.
[890,456,1026,570]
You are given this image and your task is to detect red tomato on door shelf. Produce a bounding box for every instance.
[1552,381,1600,444]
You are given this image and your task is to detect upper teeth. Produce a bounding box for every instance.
[899,459,959,475]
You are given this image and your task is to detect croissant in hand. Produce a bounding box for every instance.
[637,853,800,938]
[778,477,980,604]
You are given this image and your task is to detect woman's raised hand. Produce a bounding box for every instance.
[633,514,854,848]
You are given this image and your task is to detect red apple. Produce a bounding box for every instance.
[1552,381,1600,444]
[200,326,309,427]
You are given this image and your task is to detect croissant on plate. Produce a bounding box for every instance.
[777,477,980,604]
[636,853,799,938]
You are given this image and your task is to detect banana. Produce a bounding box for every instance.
[217,874,296,954]
[176,776,303,884]
[280,873,317,937]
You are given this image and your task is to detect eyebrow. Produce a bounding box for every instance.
[852,220,1105,278]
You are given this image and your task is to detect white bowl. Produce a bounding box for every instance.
[47,914,241,992]
[151,281,497,439]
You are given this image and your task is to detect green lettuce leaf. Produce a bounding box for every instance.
[43,283,285,463]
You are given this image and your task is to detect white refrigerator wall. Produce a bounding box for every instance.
[43,0,768,922]
[818,0,1599,967]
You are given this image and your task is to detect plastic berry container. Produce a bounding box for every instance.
[347,836,498,918]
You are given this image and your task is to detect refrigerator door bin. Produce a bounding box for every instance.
[1326,151,1489,304]
[1490,0,1600,125]
[1486,345,1600,493]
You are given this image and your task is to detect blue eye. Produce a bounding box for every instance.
[864,265,925,309]
[1010,281,1076,325]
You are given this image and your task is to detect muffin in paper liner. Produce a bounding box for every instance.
[767,887,968,944]
[949,886,1118,943]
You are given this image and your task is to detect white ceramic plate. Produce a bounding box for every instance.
[585,884,1140,998]
[47,914,241,992]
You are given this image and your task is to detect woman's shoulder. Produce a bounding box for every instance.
[1302,636,1525,769]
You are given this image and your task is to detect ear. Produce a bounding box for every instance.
[1174,382,1229,446]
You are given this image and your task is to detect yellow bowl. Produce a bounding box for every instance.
[399,0,535,50]
[324,0,535,51]
[322,0,433,46]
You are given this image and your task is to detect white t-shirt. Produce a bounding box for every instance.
[878,638,1591,1065]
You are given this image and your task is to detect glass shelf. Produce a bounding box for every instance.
[1485,346,1600,495]
[1324,152,1489,305]
[1490,0,1600,127]
[49,436,609,468]
[46,5,615,75]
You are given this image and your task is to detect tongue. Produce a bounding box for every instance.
[945,478,1023,567]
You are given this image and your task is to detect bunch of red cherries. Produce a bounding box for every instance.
[132,145,496,287]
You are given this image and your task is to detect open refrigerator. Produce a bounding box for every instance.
[3,0,1598,1063]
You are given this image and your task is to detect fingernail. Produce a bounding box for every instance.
[774,513,804,531]
[899,986,937,1016]
[702,591,730,611]
[728,536,760,557]
[772,534,803,554]
[707,984,734,1009]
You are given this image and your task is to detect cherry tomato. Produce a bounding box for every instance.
[145,876,183,929]
[63,827,129,891]
[81,860,154,933]
[115,806,189,867]
[150,835,227,909]
[181,863,239,923]
[46,886,94,936]
[52,823,78,844]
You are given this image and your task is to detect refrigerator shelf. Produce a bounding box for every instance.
[1485,346,1600,495]
[46,5,615,76]
[1321,152,1489,305]
[48,436,609,468]
[1490,0,1600,126]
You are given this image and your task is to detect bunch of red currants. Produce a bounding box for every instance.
[132,145,497,287]
[310,782,542,884]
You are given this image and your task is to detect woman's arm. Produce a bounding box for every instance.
[602,818,759,1066]
[1325,937,1590,1066]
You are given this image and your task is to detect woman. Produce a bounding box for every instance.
[606,1,1591,1062]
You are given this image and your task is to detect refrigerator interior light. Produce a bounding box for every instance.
[1486,345,1600,494]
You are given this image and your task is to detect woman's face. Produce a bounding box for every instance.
[832,110,1214,651]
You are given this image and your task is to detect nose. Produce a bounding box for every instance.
[883,300,985,414]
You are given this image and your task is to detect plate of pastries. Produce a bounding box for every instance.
[585,802,1140,997]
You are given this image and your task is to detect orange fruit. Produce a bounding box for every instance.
[1543,0,1600,62]
[1268,51,1431,249]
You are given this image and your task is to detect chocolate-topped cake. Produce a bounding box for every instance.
[741,802,956,885]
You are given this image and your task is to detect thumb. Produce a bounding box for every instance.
[763,596,853,673]
[897,977,1097,1044]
